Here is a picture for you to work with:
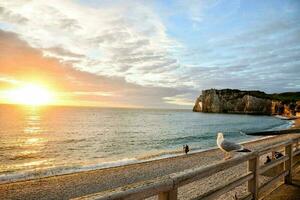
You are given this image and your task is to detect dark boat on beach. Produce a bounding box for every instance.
[245,128,300,136]
[274,115,300,120]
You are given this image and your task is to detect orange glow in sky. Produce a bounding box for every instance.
[5,84,55,106]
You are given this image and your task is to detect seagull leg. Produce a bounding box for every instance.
[222,152,227,160]
[224,152,231,160]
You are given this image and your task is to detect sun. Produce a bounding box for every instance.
[6,84,55,106]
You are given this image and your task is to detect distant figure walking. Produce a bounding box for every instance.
[183,144,189,154]
[265,156,272,164]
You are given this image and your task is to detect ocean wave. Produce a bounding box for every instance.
[266,120,293,131]
[61,138,87,144]
[0,145,23,151]
[0,146,15,151]
[241,119,292,133]
[159,135,214,145]
[9,153,40,161]
[0,158,138,184]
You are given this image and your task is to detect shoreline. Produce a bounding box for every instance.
[1,133,300,199]
[292,118,300,129]
[0,116,297,185]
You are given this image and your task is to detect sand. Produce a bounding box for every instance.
[292,118,300,129]
[1,130,300,200]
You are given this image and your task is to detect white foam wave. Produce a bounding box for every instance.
[0,158,137,184]
[267,119,294,131]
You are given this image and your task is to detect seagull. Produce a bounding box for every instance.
[217,132,251,160]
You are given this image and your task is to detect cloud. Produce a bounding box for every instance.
[43,47,85,59]
[163,93,195,106]
[0,29,194,108]
[0,0,186,88]
[179,6,300,93]
[0,6,28,24]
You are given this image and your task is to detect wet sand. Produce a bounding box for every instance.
[1,132,300,200]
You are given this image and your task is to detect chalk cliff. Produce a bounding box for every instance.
[193,89,300,116]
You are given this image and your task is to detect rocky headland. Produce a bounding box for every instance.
[193,89,300,116]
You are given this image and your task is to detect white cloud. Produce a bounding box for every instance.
[0,76,21,85]
[163,93,195,106]
[0,0,185,88]
[72,91,114,97]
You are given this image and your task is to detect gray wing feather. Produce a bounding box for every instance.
[221,139,243,152]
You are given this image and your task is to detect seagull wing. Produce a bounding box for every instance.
[221,139,243,152]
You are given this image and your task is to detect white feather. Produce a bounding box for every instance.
[217,132,247,153]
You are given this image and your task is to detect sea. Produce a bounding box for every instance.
[0,104,293,183]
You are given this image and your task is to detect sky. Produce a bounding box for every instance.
[0,0,299,108]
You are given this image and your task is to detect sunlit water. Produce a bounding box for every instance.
[0,105,292,183]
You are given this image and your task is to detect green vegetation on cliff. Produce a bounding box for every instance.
[269,92,300,103]
[212,89,300,103]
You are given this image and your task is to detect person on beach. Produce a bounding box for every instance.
[275,151,283,159]
[265,156,272,164]
[183,144,189,154]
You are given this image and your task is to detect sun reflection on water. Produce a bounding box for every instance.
[24,127,41,134]
[25,137,42,145]
[17,107,48,164]
[14,159,51,168]
[24,108,42,134]
[22,107,46,147]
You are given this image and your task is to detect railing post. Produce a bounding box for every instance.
[271,151,275,159]
[285,143,293,184]
[248,156,259,200]
[158,188,178,200]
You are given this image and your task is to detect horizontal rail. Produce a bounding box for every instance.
[74,176,173,200]
[240,193,253,200]
[192,172,253,200]
[258,140,293,156]
[294,149,300,156]
[259,155,288,174]
[293,155,300,167]
[170,152,256,187]
[258,170,289,196]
